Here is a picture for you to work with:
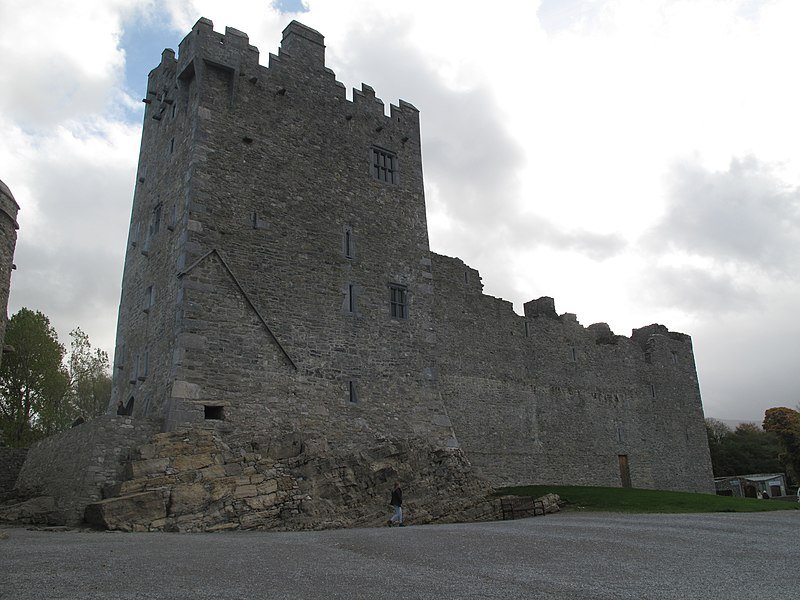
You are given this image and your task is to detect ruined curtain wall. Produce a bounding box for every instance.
[13,416,160,524]
[431,253,714,493]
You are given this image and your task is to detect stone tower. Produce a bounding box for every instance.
[111,20,456,451]
[0,179,19,368]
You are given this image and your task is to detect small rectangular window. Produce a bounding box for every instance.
[389,284,407,319]
[204,405,224,420]
[129,355,138,383]
[348,380,358,403]
[138,350,149,381]
[171,103,177,119]
[371,147,397,184]
[115,344,125,370]
[524,321,530,338]
[130,222,140,247]
[143,285,154,312]
[169,138,175,154]
[150,203,162,237]
[650,383,656,398]
[570,347,577,361]
[167,204,177,231]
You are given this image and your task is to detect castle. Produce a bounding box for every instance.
[0,18,713,532]
[109,18,713,495]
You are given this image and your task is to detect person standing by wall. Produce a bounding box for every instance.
[388,482,404,527]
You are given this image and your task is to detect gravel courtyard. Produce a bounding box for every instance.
[1,511,796,599]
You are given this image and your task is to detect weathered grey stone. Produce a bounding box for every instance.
[84,491,167,531]
[0,496,62,525]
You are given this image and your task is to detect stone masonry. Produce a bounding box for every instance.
[0,178,19,368]
[74,18,715,530]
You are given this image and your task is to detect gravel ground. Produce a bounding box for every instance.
[0,511,797,599]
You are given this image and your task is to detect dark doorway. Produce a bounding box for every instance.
[618,454,632,488]
[124,397,135,416]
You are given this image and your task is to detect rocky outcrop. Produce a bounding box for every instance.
[84,428,502,532]
[0,496,63,525]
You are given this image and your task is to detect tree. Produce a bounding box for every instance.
[704,418,783,477]
[66,327,112,420]
[0,310,113,447]
[0,308,70,446]
[763,407,800,485]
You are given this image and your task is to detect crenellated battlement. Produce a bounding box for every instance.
[140,18,421,131]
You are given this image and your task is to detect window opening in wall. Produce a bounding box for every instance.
[169,138,175,154]
[171,103,177,119]
[167,204,177,231]
[671,351,678,364]
[524,321,530,338]
[616,423,624,443]
[650,383,656,398]
[138,350,149,380]
[348,284,355,314]
[344,226,353,258]
[115,344,125,370]
[143,285,154,312]
[571,346,577,361]
[464,271,469,284]
[348,380,358,403]
[371,147,397,184]
[204,405,224,420]
[130,223,140,247]
[150,203,162,237]
[129,356,138,383]
[389,284,407,319]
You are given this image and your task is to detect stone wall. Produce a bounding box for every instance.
[86,427,499,532]
[0,447,27,498]
[0,178,19,367]
[432,253,714,493]
[13,415,160,524]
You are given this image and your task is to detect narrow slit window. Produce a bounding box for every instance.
[150,203,162,237]
[169,138,175,154]
[650,383,656,398]
[348,380,358,403]
[138,350,149,381]
[348,284,355,314]
[344,226,353,258]
[524,321,530,338]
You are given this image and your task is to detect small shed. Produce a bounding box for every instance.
[714,473,787,498]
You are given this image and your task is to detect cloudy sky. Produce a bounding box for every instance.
[1,0,798,423]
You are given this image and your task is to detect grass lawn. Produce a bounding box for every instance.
[496,485,800,513]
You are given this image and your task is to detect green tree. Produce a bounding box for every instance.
[0,308,70,446]
[704,418,783,477]
[66,327,112,420]
[763,407,800,485]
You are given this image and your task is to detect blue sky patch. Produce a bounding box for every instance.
[121,18,182,100]
[273,0,309,14]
